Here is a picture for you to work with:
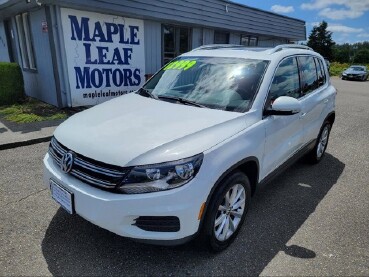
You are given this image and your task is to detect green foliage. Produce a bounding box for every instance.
[0,98,67,123]
[307,21,335,60]
[333,42,369,63]
[0,62,24,105]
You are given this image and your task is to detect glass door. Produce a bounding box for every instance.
[162,25,191,65]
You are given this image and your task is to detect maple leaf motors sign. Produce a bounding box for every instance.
[61,8,145,106]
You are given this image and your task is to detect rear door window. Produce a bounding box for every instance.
[298,56,318,95]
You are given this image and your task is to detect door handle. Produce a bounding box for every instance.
[323,99,329,104]
[300,112,307,119]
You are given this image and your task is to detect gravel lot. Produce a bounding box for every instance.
[0,77,368,276]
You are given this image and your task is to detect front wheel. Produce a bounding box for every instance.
[199,172,251,252]
[307,122,331,164]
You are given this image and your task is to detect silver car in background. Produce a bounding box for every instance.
[341,65,368,81]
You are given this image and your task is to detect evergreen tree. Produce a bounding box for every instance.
[307,21,335,60]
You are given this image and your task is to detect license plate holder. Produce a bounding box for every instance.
[50,179,75,214]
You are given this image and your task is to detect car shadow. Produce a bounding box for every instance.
[0,118,65,134]
[41,153,344,276]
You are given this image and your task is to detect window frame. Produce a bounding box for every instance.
[240,35,258,47]
[213,31,230,44]
[15,12,37,71]
[264,54,328,114]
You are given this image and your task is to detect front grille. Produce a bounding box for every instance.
[48,137,130,189]
[133,216,180,232]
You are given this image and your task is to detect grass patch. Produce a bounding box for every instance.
[0,98,68,123]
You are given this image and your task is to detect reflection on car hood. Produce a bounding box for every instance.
[54,93,252,166]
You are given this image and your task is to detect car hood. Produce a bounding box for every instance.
[54,93,252,167]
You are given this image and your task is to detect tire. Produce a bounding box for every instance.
[306,121,331,164]
[341,76,346,80]
[199,171,251,252]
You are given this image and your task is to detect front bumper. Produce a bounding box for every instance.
[342,74,365,80]
[43,153,208,242]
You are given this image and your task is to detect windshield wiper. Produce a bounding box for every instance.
[157,95,206,108]
[137,88,157,99]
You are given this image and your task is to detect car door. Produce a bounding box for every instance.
[262,56,304,177]
[298,56,329,146]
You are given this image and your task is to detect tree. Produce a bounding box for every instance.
[353,49,369,63]
[332,42,369,63]
[307,21,335,60]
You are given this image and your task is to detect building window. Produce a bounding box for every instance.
[15,13,36,70]
[162,25,191,65]
[214,31,229,44]
[240,35,258,47]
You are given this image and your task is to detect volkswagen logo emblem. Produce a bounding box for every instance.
[61,152,74,173]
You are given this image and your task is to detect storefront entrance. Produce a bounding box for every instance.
[162,25,191,65]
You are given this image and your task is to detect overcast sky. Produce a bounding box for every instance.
[232,0,369,44]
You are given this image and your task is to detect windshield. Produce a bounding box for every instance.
[142,57,269,112]
[349,66,364,71]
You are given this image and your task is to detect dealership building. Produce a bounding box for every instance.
[0,0,306,107]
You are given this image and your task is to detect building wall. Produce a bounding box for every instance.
[0,21,10,62]
[40,0,305,41]
[144,20,162,75]
[11,7,58,106]
[0,0,306,107]
[0,0,302,42]
[258,36,288,47]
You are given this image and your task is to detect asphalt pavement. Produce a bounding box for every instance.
[0,77,368,276]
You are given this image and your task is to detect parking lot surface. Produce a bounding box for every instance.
[0,77,368,276]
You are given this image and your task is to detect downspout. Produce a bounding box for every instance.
[45,5,63,108]
[52,4,72,107]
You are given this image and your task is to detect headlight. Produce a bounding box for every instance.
[117,153,204,194]
[342,73,347,76]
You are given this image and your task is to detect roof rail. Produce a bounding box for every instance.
[270,44,313,53]
[191,44,246,51]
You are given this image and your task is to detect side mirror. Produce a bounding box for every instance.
[265,96,301,116]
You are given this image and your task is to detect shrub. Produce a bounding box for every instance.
[0,62,24,105]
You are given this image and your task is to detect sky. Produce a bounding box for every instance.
[232,0,369,44]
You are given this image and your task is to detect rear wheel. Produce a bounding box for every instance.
[200,172,251,252]
[307,121,331,164]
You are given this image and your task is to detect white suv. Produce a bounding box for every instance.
[44,44,336,251]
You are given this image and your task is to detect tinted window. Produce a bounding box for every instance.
[268,57,300,105]
[315,57,325,87]
[214,31,229,44]
[298,56,318,95]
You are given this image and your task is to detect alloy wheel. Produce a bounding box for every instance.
[317,125,329,158]
[214,184,246,241]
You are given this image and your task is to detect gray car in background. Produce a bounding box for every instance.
[341,65,368,81]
